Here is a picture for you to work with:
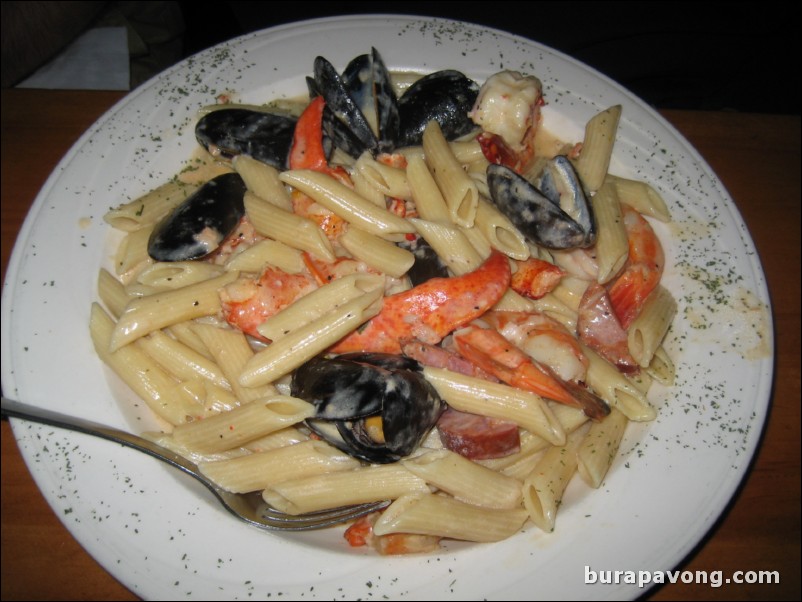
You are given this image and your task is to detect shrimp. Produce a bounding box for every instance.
[452,317,609,420]
[510,257,564,300]
[331,250,511,354]
[607,204,664,328]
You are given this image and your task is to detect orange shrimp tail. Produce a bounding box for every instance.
[289,96,328,171]
[607,205,664,329]
[510,258,564,300]
[331,250,511,354]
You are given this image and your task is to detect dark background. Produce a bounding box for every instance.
[179,1,799,115]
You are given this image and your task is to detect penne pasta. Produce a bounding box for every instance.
[199,439,360,493]
[576,408,628,488]
[339,227,415,277]
[279,169,415,238]
[262,464,430,514]
[575,105,621,192]
[172,395,315,453]
[403,449,522,509]
[591,180,629,284]
[109,271,238,351]
[606,174,671,222]
[233,155,293,211]
[422,121,479,227]
[627,285,677,368]
[373,492,528,543]
[104,180,199,231]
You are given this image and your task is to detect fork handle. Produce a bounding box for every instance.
[1,396,202,477]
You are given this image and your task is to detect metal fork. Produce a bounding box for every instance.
[1,396,388,531]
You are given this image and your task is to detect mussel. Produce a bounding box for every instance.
[396,69,480,148]
[487,156,597,249]
[313,49,479,158]
[291,353,446,464]
[147,172,246,261]
[195,108,297,169]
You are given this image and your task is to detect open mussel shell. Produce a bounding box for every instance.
[396,70,480,148]
[291,353,446,464]
[487,156,597,249]
[147,173,246,261]
[195,108,296,169]
[314,55,381,158]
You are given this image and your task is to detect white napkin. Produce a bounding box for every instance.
[17,27,129,90]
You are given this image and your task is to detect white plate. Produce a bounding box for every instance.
[1,15,773,600]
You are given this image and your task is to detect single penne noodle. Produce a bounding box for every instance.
[241,288,383,386]
[581,344,657,421]
[136,330,230,390]
[279,170,415,237]
[262,464,430,514]
[575,105,621,192]
[172,395,315,453]
[492,288,539,313]
[607,174,671,222]
[398,139,484,164]
[530,292,578,331]
[403,449,523,509]
[373,492,529,543]
[422,367,566,446]
[646,345,675,386]
[244,427,308,453]
[406,154,451,223]
[339,227,415,278]
[354,152,412,199]
[627,369,653,395]
[409,218,483,276]
[467,161,491,199]
[458,224,493,259]
[549,276,590,314]
[423,121,479,227]
[591,180,629,284]
[109,271,238,351]
[90,303,199,426]
[627,285,677,367]
[191,322,277,403]
[351,167,389,207]
[104,180,199,231]
[136,261,226,290]
[97,268,130,319]
[233,155,292,211]
[166,321,213,359]
[473,197,530,260]
[114,226,153,277]
[142,430,250,465]
[244,191,335,262]
[199,439,360,493]
[576,408,629,488]
[257,273,385,341]
[201,381,240,414]
[522,424,588,532]
[224,239,305,274]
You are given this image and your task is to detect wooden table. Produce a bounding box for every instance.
[2,89,800,600]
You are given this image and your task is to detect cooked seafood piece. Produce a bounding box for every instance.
[195,109,297,169]
[487,156,596,249]
[291,353,446,464]
[147,173,246,261]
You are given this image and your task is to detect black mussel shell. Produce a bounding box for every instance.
[314,55,379,158]
[195,109,296,169]
[291,353,445,464]
[487,160,596,249]
[147,173,246,261]
[397,70,480,148]
[342,48,400,155]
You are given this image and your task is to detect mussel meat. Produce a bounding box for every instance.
[487,156,596,249]
[195,108,297,169]
[147,172,246,261]
[291,353,446,464]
